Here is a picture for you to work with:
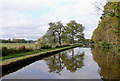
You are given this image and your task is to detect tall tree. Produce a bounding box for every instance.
[65,20,85,44]
[92,1,120,45]
[56,21,65,46]
[45,22,58,46]
[44,21,66,46]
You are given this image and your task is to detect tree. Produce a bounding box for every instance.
[65,20,85,44]
[37,20,85,46]
[92,1,120,46]
[37,36,47,49]
[8,39,12,43]
[43,21,66,46]
[56,21,65,46]
[45,22,58,46]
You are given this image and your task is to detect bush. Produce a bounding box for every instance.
[63,45,71,47]
[41,45,52,49]
[65,45,71,46]
[1,45,34,57]
[19,45,26,52]
[62,45,66,47]
[2,47,9,56]
[55,45,62,48]
[19,45,25,50]
[2,47,19,56]
[55,45,71,48]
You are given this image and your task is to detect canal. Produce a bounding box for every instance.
[1,47,120,80]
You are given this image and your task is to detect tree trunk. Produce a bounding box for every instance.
[53,32,56,44]
[59,36,61,46]
[72,34,74,45]
[58,33,61,46]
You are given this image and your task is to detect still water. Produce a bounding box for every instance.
[2,47,120,80]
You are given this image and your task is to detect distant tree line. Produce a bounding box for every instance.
[0,39,36,43]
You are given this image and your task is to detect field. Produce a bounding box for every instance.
[1,43,37,50]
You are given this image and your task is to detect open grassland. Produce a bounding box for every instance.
[1,43,37,50]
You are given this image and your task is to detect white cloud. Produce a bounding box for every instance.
[0,0,106,40]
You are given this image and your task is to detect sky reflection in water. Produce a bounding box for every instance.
[2,47,102,79]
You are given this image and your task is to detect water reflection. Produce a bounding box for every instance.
[91,47,120,80]
[44,49,85,74]
[2,48,102,79]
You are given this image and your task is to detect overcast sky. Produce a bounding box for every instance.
[0,0,106,40]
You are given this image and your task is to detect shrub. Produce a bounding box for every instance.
[19,45,25,50]
[19,45,26,52]
[1,45,34,57]
[65,45,71,46]
[9,48,19,54]
[55,45,71,48]
[2,47,19,56]
[41,44,52,49]
[55,45,61,48]
[2,47,9,56]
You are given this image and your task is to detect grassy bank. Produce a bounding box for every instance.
[1,43,37,57]
[0,47,65,61]
[0,44,81,67]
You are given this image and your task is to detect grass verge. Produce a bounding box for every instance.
[0,45,81,66]
[0,47,64,61]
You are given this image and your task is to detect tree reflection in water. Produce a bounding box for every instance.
[91,47,120,80]
[44,49,85,75]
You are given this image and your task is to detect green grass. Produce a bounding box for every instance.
[1,43,37,50]
[0,46,71,61]
[1,45,79,65]
[0,44,82,65]
[0,51,41,61]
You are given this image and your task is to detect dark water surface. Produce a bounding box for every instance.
[1,47,120,80]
